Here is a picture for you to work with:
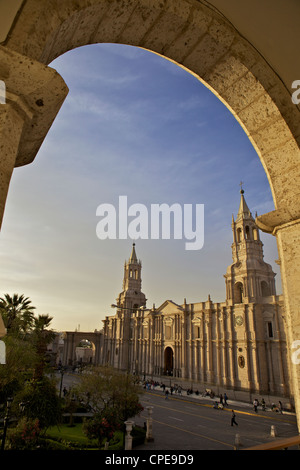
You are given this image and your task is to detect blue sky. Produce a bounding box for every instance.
[0,44,280,332]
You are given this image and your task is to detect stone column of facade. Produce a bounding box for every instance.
[216,309,222,386]
[180,315,186,378]
[275,302,289,396]
[221,308,229,387]
[200,310,205,382]
[148,316,154,376]
[229,307,237,388]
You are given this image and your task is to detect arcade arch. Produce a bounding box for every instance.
[61,331,102,367]
[75,339,96,365]
[0,0,300,430]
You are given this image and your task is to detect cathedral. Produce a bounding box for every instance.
[100,190,291,397]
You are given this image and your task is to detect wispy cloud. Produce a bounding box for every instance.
[0,44,281,331]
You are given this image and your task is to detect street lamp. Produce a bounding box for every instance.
[59,367,65,398]
[1,397,13,451]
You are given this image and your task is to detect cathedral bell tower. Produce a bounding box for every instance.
[116,243,146,314]
[112,243,146,371]
[224,188,276,305]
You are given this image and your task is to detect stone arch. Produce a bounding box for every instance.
[62,331,102,367]
[1,0,300,429]
[2,0,299,211]
[75,338,96,365]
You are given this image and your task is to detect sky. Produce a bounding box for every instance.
[0,43,281,332]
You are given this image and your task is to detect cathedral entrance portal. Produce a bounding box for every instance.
[164,347,174,376]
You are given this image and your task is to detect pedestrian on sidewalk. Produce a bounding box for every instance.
[224,392,228,406]
[165,389,169,400]
[253,398,258,412]
[231,410,238,426]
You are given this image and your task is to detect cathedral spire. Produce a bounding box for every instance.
[129,242,138,263]
[237,188,252,221]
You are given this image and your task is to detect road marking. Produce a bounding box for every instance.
[168,416,183,421]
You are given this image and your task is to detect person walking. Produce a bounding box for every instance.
[231,410,238,426]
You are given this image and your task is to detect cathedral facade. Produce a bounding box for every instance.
[100,191,291,397]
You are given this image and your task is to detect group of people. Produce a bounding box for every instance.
[213,392,229,409]
[253,398,283,413]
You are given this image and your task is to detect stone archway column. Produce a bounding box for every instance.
[257,212,300,431]
[0,46,68,229]
[0,46,68,336]
[0,104,24,229]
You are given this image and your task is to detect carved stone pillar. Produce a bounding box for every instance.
[257,211,300,431]
[0,45,68,229]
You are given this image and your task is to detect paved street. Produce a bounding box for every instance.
[57,372,298,451]
[134,389,298,450]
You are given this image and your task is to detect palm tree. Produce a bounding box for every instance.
[0,294,35,334]
[32,314,55,379]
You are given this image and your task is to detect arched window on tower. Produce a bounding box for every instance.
[234,282,243,303]
[237,228,242,243]
[245,225,251,239]
[253,228,259,240]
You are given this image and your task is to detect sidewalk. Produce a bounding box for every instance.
[143,383,296,416]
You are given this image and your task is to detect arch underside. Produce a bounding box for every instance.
[2,0,300,218]
[1,0,300,430]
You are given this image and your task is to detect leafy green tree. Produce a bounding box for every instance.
[0,334,37,401]
[77,366,144,421]
[0,294,58,428]
[14,376,62,431]
[7,418,41,450]
[83,407,121,448]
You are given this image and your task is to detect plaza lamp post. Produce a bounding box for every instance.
[59,367,65,398]
[1,397,13,451]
